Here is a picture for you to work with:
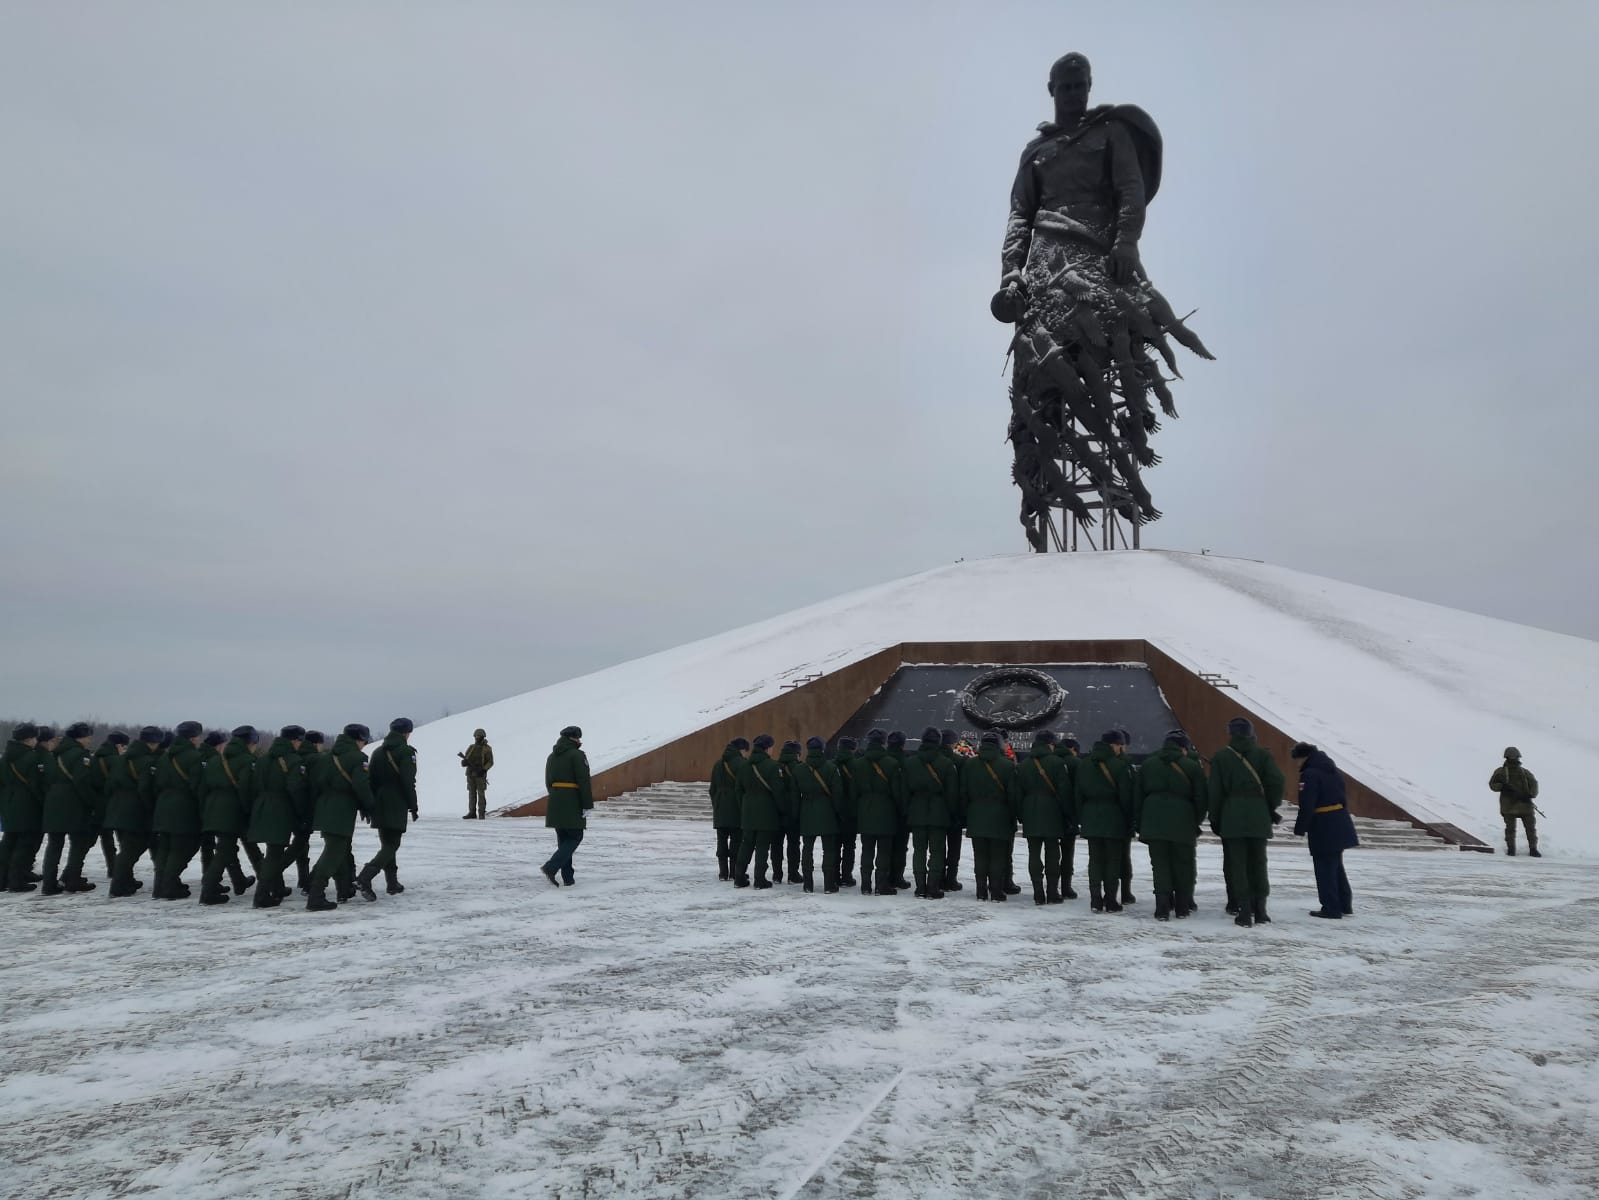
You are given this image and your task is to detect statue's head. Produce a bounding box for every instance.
[1048,53,1092,120]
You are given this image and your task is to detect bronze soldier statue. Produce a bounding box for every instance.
[994,52,1212,549]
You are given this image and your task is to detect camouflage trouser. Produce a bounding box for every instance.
[1504,812,1536,850]
[467,779,487,818]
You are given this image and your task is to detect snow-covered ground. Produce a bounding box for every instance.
[411,551,1599,855]
[3,816,1596,1199]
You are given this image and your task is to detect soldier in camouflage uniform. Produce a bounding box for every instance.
[461,728,493,819]
[1490,747,1541,857]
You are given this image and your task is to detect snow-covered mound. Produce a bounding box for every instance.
[413,551,1599,855]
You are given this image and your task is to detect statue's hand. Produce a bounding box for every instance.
[1108,245,1141,285]
[990,284,1023,324]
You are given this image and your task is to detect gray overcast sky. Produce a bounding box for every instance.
[3,1,1596,732]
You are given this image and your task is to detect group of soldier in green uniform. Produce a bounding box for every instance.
[710,716,1291,926]
[0,717,420,912]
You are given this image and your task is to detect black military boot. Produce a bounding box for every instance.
[1154,892,1171,921]
[1528,837,1542,858]
[199,887,229,906]
[1003,879,1021,896]
[65,876,97,893]
[40,876,64,896]
[1089,881,1104,912]
[172,881,192,899]
[253,885,280,909]
[975,879,989,901]
[803,874,814,894]
[1234,905,1254,928]
[1103,887,1123,913]
[1225,886,1239,915]
[1175,892,1194,919]
[1120,881,1136,904]
[1046,886,1063,904]
[108,880,137,898]
[306,886,337,912]
[1062,883,1078,899]
[1033,882,1046,906]
[384,867,404,894]
[1505,841,1516,857]
[717,855,729,881]
[355,865,378,903]
[734,874,751,888]
[990,876,1007,902]
[927,883,944,899]
[1253,897,1271,924]
[754,876,773,890]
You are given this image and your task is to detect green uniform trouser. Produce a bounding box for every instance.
[43,831,94,885]
[6,832,44,889]
[201,834,240,894]
[735,829,775,881]
[801,833,840,889]
[289,830,313,888]
[1086,836,1122,885]
[1145,839,1197,898]
[839,833,857,881]
[0,833,17,887]
[259,843,287,895]
[467,778,487,818]
[971,836,1008,894]
[859,834,892,892]
[158,833,202,891]
[362,828,404,878]
[95,829,117,878]
[1005,833,1018,886]
[1121,838,1135,885]
[1504,813,1536,850]
[1026,836,1062,892]
[1062,832,1078,887]
[911,826,947,890]
[311,833,355,890]
[112,831,150,888]
[1223,837,1269,904]
[943,827,963,887]
[240,838,263,874]
[890,825,910,884]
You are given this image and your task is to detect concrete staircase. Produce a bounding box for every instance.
[600,782,1458,850]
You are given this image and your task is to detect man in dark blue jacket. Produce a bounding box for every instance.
[1291,743,1358,918]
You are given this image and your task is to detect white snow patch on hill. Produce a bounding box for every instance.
[413,551,1599,855]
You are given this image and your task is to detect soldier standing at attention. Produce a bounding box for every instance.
[358,717,419,900]
[709,737,747,881]
[1115,727,1139,905]
[854,730,904,896]
[1490,747,1541,856]
[41,722,102,895]
[885,731,914,891]
[938,729,966,893]
[774,739,804,884]
[541,725,593,888]
[962,731,1018,901]
[1,722,41,892]
[291,730,325,892]
[732,733,782,889]
[151,721,204,900]
[1076,730,1133,913]
[198,726,260,905]
[1133,730,1207,919]
[1292,742,1358,918]
[306,723,374,911]
[1057,736,1082,898]
[904,727,956,899]
[104,728,157,896]
[460,728,493,819]
[250,724,306,907]
[794,736,843,893]
[1018,730,1070,905]
[832,736,860,887]
[89,730,127,881]
[1208,716,1286,928]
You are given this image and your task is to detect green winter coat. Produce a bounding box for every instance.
[43,741,100,835]
[1207,735,1285,839]
[1489,759,1539,817]
[151,741,204,835]
[88,740,122,827]
[854,745,905,838]
[1134,745,1206,844]
[1075,744,1133,839]
[776,744,804,827]
[709,748,744,828]
[794,750,843,836]
[961,744,1018,839]
[250,737,306,846]
[737,747,787,833]
[1059,753,1082,834]
[296,744,323,832]
[544,736,593,830]
[370,732,418,831]
[314,734,374,838]
[904,746,958,829]
[937,745,966,829]
[831,749,859,835]
[201,737,257,836]
[2,738,41,832]
[1017,749,1071,838]
[103,740,156,833]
